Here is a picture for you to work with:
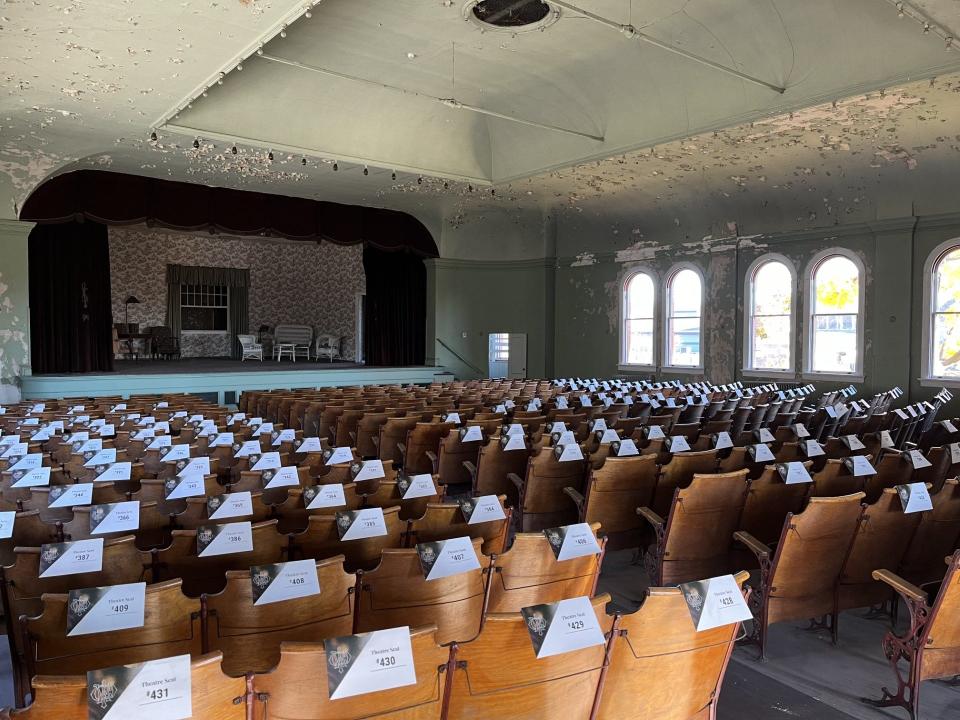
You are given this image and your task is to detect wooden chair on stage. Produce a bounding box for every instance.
[355,539,486,645]
[250,626,448,720]
[510,446,588,532]
[734,493,865,659]
[865,551,960,720]
[20,579,201,680]
[595,572,750,720]
[485,524,604,613]
[564,453,659,551]
[0,651,247,719]
[405,497,510,555]
[446,594,613,720]
[640,469,749,586]
[205,556,355,676]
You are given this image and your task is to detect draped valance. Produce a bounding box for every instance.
[166,264,250,288]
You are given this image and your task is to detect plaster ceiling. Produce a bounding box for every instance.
[2,0,960,246]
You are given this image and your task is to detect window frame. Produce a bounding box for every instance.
[662,262,704,373]
[921,238,960,386]
[802,248,865,381]
[179,282,231,335]
[618,267,659,372]
[742,254,796,377]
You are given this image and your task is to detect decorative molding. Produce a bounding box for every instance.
[427,257,556,271]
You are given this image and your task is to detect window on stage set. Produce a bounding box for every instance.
[805,250,863,377]
[180,283,229,332]
[745,256,795,373]
[620,270,656,368]
[923,240,960,381]
[664,265,703,369]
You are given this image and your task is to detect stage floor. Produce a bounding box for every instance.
[21,359,450,402]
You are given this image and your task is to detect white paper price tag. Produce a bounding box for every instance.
[207,492,253,520]
[250,452,282,471]
[164,474,206,500]
[9,453,43,471]
[304,483,347,510]
[95,462,132,483]
[294,436,323,453]
[668,436,691,453]
[646,425,665,440]
[460,425,483,442]
[234,440,262,458]
[793,424,810,438]
[262,465,301,489]
[177,457,210,478]
[755,428,775,443]
[337,508,388,540]
[555,444,584,462]
[11,466,51,488]
[416,535,481,581]
[896,482,933,514]
[0,510,15,539]
[208,432,235,448]
[325,446,354,465]
[458,495,506,525]
[87,654,191,720]
[505,423,525,436]
[398,473,437,500]
[90,502,140,535]
[159,445,191,463]
[750,444,775,463]
[611,439,639,456]
[197,522,253,557]
[324,627,416,700]
[39,539,104,578]
[949,442,960,465]
[67,582,146,636]
[679,574,753,631]
[1,442,28,459]
[777,462,812,485]
[502,434,527,451]
[251,559,321,606]
[543,523,601,561]
[84,449,117,468]
[254,423,274,436]
[713,432,733,450]
[271,429,296,446]
[351,459,385,482]
[846,455,877,476]
[146,435,172,450]
[48,483,94,508]
[521,596,606,659]
[803,440,825,458]
[598,429,620,445]
[906,450,933,469]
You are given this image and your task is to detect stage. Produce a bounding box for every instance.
[20,358,451,403]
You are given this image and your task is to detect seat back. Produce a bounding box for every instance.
[737,465,810,547]
[652,450,719,518]
[378,417,420,466]
[863,451,913,503]
[273,324,313,346]
[474,438,531,505]
[486,524,604,613]
[356,539,486,645]
[899,479,960,586]
[596,573,749,720]
[436,428,484,486]
[206,556,355,676]
[519,447,587,531]
[403,422,455,475]
[583,454,659,550]
[292,506,404,572]
[406,498,510,555]
[809,459,865,498]
[251,625,448,720]
[921,551,960,680]
[447,594,612,720]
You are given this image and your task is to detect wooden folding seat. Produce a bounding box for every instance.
[734,464,810,568]
[21,578,201,682]
[651,449,719,519]
[486,523,604,613]
[447,594,613,720]
[399,422,456,476]
[406,497,510,555]
[595,572,749,720]
[377,416,420,467]
[898,478,960,586]
[0,511,60,566]
[670,422,700,442]
[865,551,960,720]
[233,465,310,496]
[509,446,587,532]
[206,556,354,676]
[1,467,68,507]
[834,488,924,639]
[251,625,447,720]
[734,493,865,658]
[915,444,959,494]
[434,427,484,487]
[291,506,404,572]
[863,451,915,503]
[809,458,866,498]
[564,454,658,551]
[138,473,223,516]
[640,469,749,586]
[461,437,527,507]
[61,501,170,549]
[150,519,287,597]
[1,651,247,719]
[356,539,486,644]
[361,478,439,521]
[171,493,272,531]
[269,485,365,534]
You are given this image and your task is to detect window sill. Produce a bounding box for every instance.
[920,377,960,388]
[802,371,864,383]
[617,364,657,374]
[661,366,705,375]
[741,369,797,378]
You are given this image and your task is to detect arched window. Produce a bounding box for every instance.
[926,242,960,379]
[621,271,656,366]
[665,266,703,368]
[806,251,863,375]
[745,257,794,371]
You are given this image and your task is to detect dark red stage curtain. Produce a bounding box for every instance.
[363,246,426,367]
[20,170,438,258]
[28,221,115,374]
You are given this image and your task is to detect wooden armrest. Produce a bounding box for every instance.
[462,460,477,481]
[871,569,927,604]
[425,450,438,474]
[563,486,585,511]
[636,506,664,528]
[733,531,771,559]
[507,472,524,490]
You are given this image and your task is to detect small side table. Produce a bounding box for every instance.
[275,343,296,362]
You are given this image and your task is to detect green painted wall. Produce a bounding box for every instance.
[0,220,32,402]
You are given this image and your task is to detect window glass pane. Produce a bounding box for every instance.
[812,314,857,373]
[751,315,791,370]
[625,319,654,365]
[625,273,654,319]
[670,269,701,317]
[752,261,792,316]
[813,256,859,314]
[933,312,960,377]
[668,317,701,367]
[935,248,960,313]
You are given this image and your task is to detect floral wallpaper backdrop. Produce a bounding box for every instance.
[108,225,366,359]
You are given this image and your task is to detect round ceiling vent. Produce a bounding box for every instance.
[464,0,560,34]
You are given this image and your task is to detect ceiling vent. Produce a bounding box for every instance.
[464,0,560,33]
